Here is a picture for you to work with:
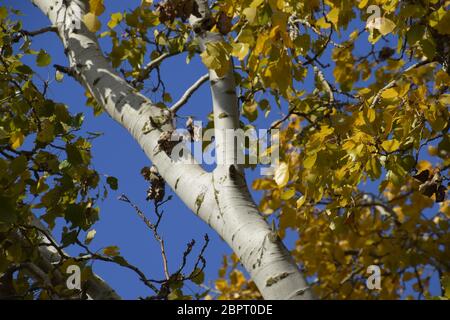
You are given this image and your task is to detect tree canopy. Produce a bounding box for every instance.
[0,0,449,299]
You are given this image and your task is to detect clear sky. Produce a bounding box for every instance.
[4,0,441,299]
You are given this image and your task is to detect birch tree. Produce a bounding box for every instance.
[0,0,449,300]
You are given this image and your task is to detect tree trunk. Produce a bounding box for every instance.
[29,0,314,300]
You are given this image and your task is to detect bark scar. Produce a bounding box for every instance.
[265,272,292,287]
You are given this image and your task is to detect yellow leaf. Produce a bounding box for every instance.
[342,139,356,151]
[358,0,369,9]
[303,152,317,169]
[83,12,101,33]
[281,188,295,200]
[381,139,401,152]
[200,42,231,78]
[250,0,265,8]
[89,0,105,16]
[316,17,330,29]
[215,279,228,291]
[296,195,306,208]
[316,7,339,29]
[439,94,450,105]
[254,32,269,55]
[367,17,396,36]
[274,162,289,187]
[379,18,396,36]
[231,42,249,60]
[381,87,398,99]
[252,179,276,190]
[327,7,340,26]
[366,107,376,123]
[243,7,257,24]
[10,131,24,149]
[108,12,123,29]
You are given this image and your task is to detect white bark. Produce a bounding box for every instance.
[0,216,120,299]
[29,0,314,300]
[30,216,121,299]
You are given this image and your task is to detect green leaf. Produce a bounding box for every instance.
[0,127,8,140]
[0,196,18,224]
[243,101,258,122]
[191,269,205,285]
[37,120,55,143]
[106,176,119,190]
[14,64,33,75]
[419,38,436,60]
[66,143,83,165]
[0,7,7,20]
[112,256,128,266]
[65,203,85,228]
[103,246,120,257]
[163,92,172,103]
[36,50,51,67]
[61,229,78,246]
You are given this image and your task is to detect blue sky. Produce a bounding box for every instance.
[4,0,441,299]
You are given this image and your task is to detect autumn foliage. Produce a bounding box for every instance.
[1,0,449,299]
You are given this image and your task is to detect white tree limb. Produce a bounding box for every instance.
[0,215,121,299]
[32,217,122,299]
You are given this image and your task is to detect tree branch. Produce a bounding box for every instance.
[170,74,209,113]
[370,59,431,108]
[135,51,184,84]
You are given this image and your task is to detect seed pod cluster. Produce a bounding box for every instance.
[157,130,182,155]
[156,0,196,24]
[413,169,446,203]
[141,165,165,204]
[378,47,395,61]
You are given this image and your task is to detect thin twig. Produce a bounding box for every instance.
[136,51,184,84]
[170,74,209,113]
[369,59,431,108]
[12,26,57,42]
[118,194,170,281]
